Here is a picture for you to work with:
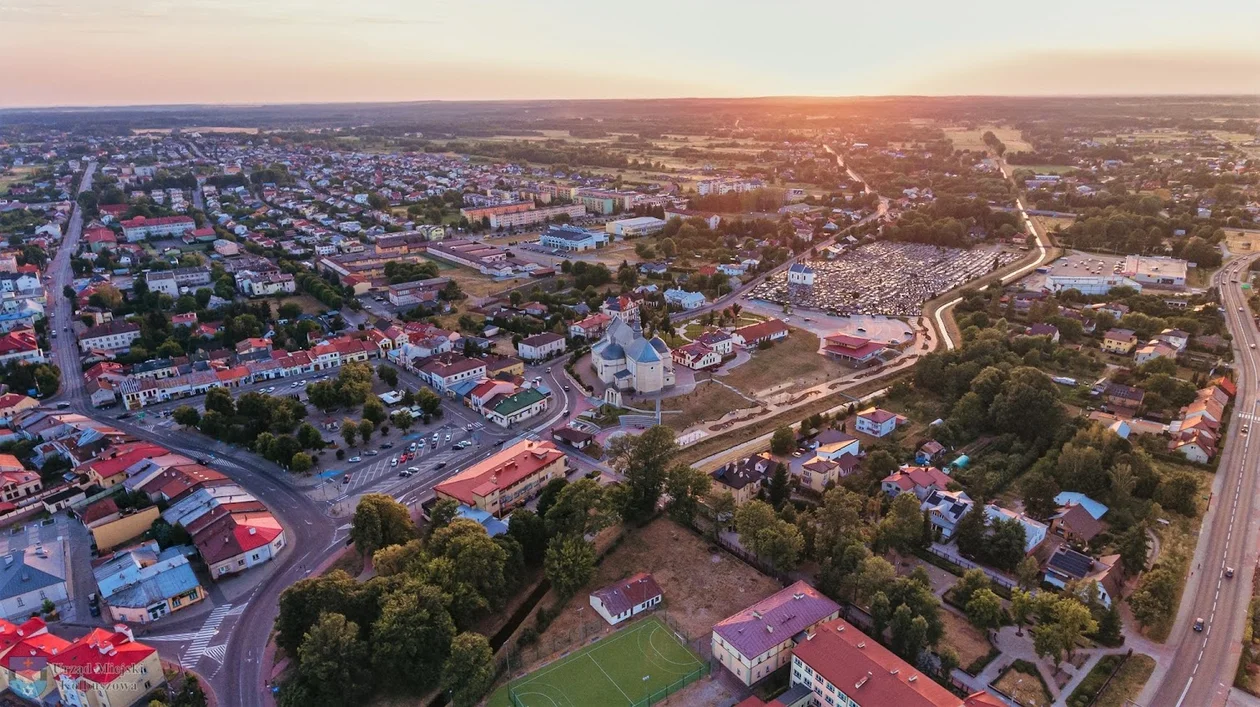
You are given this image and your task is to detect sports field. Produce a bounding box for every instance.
[492,616,707,707]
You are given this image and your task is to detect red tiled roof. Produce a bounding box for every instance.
[80,498,119,525]
[435,440,564,506]
[735,318,789,343]
[191,509,282,564]
[793,618,961,707]
[50,627,156,685]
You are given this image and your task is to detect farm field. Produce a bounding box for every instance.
[944,125,1034,153]
[0,165,39,191]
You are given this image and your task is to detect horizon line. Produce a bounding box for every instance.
[4,92,1260,113]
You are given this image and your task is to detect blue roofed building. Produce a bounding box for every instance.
[539,225,608,252]
[664,288,707,311]
[93,540,206,623]
[456,504,509,537]
[1053,492,1109,520]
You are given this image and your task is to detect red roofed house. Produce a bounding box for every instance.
[0,468,41,503]
[589,572,663,626]
[672,342,722,370]
[790,618,986,707]
[711,581,841,686]
[80,443,168,488]
[120,215,196,242]
[0,328,43,366]
[190,506,286,579]
[822,334,885,367]
[855,407,904,438]
[83,227,118,252]
[51,625,163,707]
[881,466,954,500]
[731,319,790,348]
[0,393,38,424]
[435,439,566,517]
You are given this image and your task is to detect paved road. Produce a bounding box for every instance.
[1146,256,1260,707]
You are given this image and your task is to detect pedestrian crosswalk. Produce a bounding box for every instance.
[203,644,228,665]
[182,603,232,666]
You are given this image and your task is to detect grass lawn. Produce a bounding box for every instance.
[939,610,993,668]
[1094,653,1155,707]
[489,616,705,707]
[0,165,39,192]
[275,294,333,316]
[1020,164,1079,174]
[994,662,1053,707]
[659,381,759,431]
[1141,461,1214,642]
[428,258,512,299]
[1187,264,1218,289]
[718,329,844,398]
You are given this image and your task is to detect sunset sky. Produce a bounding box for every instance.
[3,0,1259,107]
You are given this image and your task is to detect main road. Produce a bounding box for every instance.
[1145,255,1260,707]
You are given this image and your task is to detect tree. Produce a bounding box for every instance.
[415,387,443,418]
[535,478,568,519]
[608,425,678,522]
[952,569,991,607]
[1130,565,1178,627]
[870,591,892,637]
[376,365,399,388]
[965,588,1003,630]
[390,410,414,433]
[544,478,613,538]
[855,556,897,602]
[349,494,415,557]
[341,419,358,447]
[1096,603,1123,645]
[290,452,313,473]
[986,517,1028,572]
[1011,588,1034,636]
[204,387,235,416]
[1016,555,1042,590]
[282,612,370,707]
[297,422,324,450]
[371,582,456,693]
[165,674,208,707]
[767,463,790,509]
[362,398,387,426]
[545,535,596,596]
[664,464,710,525]
[1021,472,1060,520]
[505,508,547,565]
[1117,524,1149,577]
[306,381,342,413]
[358,419,375,443]
[864,449,898,478]
[442,632,495,707]
[877,493,924,554]
[953,505,987,558]
[890,605,929,662]
[770,426,795,455]
[172,405,200,428]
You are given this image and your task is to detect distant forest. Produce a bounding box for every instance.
[4,96,1258,138]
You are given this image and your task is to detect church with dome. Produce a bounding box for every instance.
[592,317,676,394]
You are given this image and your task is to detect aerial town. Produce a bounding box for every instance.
[0,94,1258,707]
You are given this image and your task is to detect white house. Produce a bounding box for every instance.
[664,288,707,310]
[787,263,815,286]
[855,407,901,437]
[920,489,973,539]
[0,545,68,619]
[517,332,566,361]
[589,572,663,626]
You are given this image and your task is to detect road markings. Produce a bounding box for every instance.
[181,603,233,666]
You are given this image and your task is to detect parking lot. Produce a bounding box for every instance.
[752,241,1020,317]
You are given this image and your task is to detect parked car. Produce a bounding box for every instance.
[390,457,398,467]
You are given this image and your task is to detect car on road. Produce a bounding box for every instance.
[563,385,571,392]
[348,456,362,463]
[381,442,394,449]
[435,461,447,469]
[366,450,379,456]
[465,424,475,431]
[407,465,420,473]
[546,367,551,373]
[1227,567,1236,578]
[117,412,132,419]
[1243,426,1249,435]
[398,468,414,477]
[454,440,471,450]
[1194,617,1205,631]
